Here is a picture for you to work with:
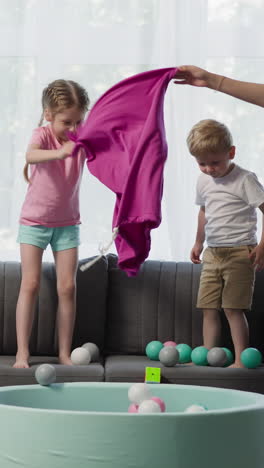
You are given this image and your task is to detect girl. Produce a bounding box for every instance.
[14,79,90,368]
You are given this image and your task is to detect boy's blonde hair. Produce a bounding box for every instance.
[187,119,233,157]
[24,79,90,183]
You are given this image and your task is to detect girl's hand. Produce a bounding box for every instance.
[190,243,203,264]
[57,141,75,160]
[174,65,212,88]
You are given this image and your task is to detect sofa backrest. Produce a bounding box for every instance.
[105,254,264,355]
[105,255,203,354]
[0,257,108,355]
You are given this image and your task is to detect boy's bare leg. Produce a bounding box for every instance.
[53,248,78,365]
[224,308,249,368]
[13,244,43,368]
[203,308,221,349]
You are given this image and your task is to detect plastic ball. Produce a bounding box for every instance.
[191,346,208,366]
[176,343,192,363]
[82,342,100,362]
[128,403,138,413]
[241,348,262,369]
[163,341,177,347]
[145,340,164,360]
[35,364,56,386]
[222,347,234,367]
[138,399,161,413]
[159,346,179,367]
[151,396,166,412]
[71,347,91,365]
[128,383,152,405]
[184,404,207,413]
[207,347,227,367]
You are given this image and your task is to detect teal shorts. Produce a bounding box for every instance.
[17,224,80,252]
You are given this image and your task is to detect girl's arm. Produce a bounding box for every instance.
[175,65,264,108]
[26,141,75,164]
[190,206,206,264]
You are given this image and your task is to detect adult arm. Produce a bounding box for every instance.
[174,65,264,108]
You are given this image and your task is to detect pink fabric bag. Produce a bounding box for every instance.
[73,67,177,276]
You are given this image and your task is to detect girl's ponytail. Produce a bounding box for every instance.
[23,163,30,183]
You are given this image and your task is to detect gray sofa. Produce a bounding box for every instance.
[0,253,264,393]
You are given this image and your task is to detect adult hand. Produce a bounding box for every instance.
[174,65,217,89]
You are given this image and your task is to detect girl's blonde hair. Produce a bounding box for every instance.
[186,119,233,157]
[24,79,90,182]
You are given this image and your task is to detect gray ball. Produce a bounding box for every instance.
[207,347,227,367]
[82,342,100,362]
[35,364,56,386]
[159,346,179,367]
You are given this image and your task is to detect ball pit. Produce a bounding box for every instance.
[0,382,264,467]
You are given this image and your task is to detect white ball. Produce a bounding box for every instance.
[138,399,161,413]
[184,404,207,413]
[128,383,152,404]
[71,347,91,365]
[82,342,100,362]
[35,364,56,386]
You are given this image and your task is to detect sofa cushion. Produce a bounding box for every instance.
[0,356,104,386]
[104,355,264,393]
[0,256,108,356]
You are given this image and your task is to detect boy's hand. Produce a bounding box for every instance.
[249,244,264,271]
[57,141,75,160]
[190,243,203,264]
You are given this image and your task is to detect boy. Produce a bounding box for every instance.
[188,119,264,367]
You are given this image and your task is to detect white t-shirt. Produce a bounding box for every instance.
[196,164,264,247]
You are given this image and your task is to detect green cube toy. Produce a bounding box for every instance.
[145,367,161,383]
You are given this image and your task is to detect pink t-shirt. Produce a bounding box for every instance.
[20,125,85,227]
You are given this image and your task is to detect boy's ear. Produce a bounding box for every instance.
[229,146,236,159]
[44,108,52,122]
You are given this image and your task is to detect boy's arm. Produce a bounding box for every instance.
[190,206,206,264]
[26,141,75,164]
[249,202,264,271]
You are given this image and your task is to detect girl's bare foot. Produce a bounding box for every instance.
[13,354,30,368]
[59,355,73,366]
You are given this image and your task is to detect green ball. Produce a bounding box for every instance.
[176,343,192,363]
[145,340,164,360]
[241,348,262,369]
[191,346,208,366]
[222,347,234,367]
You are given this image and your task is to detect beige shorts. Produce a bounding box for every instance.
[197,245,256,310]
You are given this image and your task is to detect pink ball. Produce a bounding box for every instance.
[128,403,139,413]
[151,396,166,412]
[164,341,177,347]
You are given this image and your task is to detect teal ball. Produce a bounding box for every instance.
[222,347,234,367]
[176,343,192,363]
[145,340,164,360]
[191,346,208,366]
[241,348,262,369]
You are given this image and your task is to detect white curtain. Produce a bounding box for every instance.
[1,0,264,262]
